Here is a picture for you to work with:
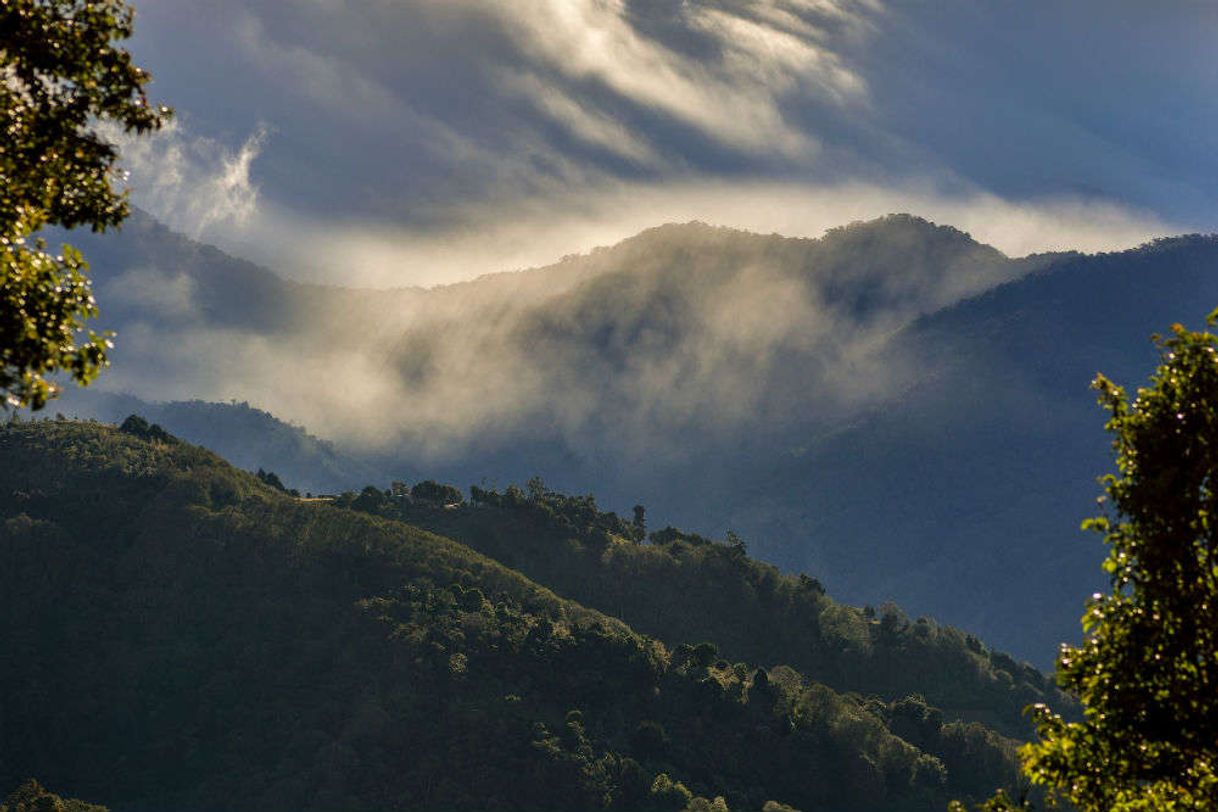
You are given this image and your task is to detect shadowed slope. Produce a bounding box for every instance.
[0,420,1021,812]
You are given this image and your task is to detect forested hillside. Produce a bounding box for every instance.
[1,780,107,812]
[335,478,1070,741]
[0,420,1022,812]
[53,392,382,494]
[57,213,1218,664]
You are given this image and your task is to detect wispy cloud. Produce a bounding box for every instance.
[466,0,872,157]
[212,179,1177,289]
[502,72,661,166]
[118,0,1210,289]
[110,119,267,238]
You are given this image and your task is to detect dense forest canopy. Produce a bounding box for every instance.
[0,418,1024,811]
[338,474,1069,740]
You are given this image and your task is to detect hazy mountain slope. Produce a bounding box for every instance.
[53,391,384,494]
[723,236,1218,663]
[58,210,654,442]
[62,212,1021,448]
[0,420,1020,812]
[52,213,1218,664]
[370,217,1020,457]
[57,210,418,335]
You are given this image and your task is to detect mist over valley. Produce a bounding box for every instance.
[8,2,1218,809]
[54,211,1218,665]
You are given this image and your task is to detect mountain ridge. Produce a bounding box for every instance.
[51,210,1218,665]
[0,418,1025,811]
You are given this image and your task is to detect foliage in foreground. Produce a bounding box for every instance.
[956,312,1218,811]
[0,0,169,409]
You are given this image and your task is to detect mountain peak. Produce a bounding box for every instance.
[614,214,997,254]
[819,212,1001,257]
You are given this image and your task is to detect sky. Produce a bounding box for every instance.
[116,0,1218,287]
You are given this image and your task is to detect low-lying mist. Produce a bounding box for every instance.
[62,210,1218,667]
[84,214,1028,462]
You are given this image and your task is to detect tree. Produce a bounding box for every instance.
[256,467,290,493]
[956,312,1218,811]
[1,0,169,409]
[117,413,173,443]
[725,530,747,558]
[411,480,464,506]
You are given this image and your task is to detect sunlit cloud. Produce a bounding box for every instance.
[109,119,267,238]
[502,72,661,166]
[465,0,871,157]
[204,179,1178,290]
[120,0,1215,276]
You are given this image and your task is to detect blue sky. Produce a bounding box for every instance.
[116,0,1218,286]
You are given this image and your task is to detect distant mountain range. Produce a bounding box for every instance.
[54,392,381,496]
[54,211,1218,665]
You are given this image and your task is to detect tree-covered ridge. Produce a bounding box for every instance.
[53,391,385,494]
[341,478,1071,740]
[1,420,1019,811]
[0,780,107,812]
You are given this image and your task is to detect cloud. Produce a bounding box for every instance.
[110,119,267,239]
[124,0,888,223]
[99,268,198,320]
[465,0,872,158]
[206,178,1177,289]
[502,72,661,166]
[114,0,1213,296]
[95,0,1209,445]
[131,0,1218,225]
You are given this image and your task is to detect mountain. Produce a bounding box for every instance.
[61,211,1025,462]
[53,391,384,495]
[53,213,1218,665]
[725,235,1218,662]
[0,419,1025,812]
[334,478,1072,741]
